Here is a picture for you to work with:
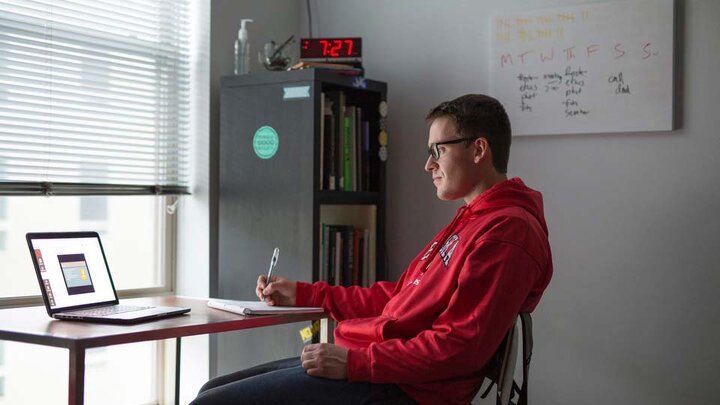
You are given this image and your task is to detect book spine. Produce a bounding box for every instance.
[355,108,362,191]
[321,224,330,282]
[326,91,343,191]
[326,226,335,285]
[324,113,335,190]
[343,111,352,191]
[319,92,325,189]
[342,226,354,287]
[353,228,362,285]
[362,228,369,286]
[362,120,370,191]
[336,93,346,190]
[334,229,342,286]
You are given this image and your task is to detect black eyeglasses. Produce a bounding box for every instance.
[427,137,477,160]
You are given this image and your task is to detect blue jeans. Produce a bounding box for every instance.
[190,357,416,405]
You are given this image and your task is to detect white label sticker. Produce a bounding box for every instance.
[283,85,311,100]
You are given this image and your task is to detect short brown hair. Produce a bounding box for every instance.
[426,94,511,173]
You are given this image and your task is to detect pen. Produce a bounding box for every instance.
[270,35,295,60]
[262,247,280,302]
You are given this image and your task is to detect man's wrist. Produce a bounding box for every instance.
[295,281,314,307]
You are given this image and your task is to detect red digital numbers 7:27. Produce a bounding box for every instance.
[300,38,362,59]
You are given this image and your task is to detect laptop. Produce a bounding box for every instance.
[26,231,191,324]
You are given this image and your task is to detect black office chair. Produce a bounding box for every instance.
[477,312,533,405]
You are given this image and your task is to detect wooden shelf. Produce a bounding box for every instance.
[317,190,381,205]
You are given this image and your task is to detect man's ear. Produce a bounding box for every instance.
[473,137,490,163]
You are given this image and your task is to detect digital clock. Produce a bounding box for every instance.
[300,37,362,62]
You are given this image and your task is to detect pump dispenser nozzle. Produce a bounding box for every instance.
[239,19,253,40]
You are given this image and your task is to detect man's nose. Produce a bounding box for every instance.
[424,154,436,172]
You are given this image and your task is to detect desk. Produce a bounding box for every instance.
[0,296,326,405]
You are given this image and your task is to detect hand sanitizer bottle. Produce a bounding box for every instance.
[234,19,253,75]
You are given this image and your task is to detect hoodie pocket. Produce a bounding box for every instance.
[337,315,398,346]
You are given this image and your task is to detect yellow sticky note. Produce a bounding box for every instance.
[299,320,322,343]
[299,326,313,343]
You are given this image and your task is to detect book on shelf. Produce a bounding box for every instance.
[320,223,373,287]
[361,120,370,192]
[319,93,325,190]
[321,94,336,190]
[320,223,330,284]
[320,90,375,192]
[352,228,363,285]
[362,228,371,286]
[343,106,355,191]
[324,91,345,190]
[355,108,363,193]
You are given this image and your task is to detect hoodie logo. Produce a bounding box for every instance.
[420,241,438,261]
[439,234,459,267]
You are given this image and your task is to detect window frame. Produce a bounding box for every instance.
[0,342,5,398]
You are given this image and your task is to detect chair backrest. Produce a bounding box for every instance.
[478,312,533,405]
[497,318,520,405]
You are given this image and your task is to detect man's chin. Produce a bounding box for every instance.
[436,190,454,201]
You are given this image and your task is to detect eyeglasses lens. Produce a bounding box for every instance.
[428,144,439,160]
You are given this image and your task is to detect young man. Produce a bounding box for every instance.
[191,94,553,405]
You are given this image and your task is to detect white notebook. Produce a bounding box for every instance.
[207,299,324,316]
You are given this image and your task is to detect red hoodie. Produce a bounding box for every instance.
[296,177,553,404]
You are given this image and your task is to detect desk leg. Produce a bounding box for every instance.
[320,318,332,343]
[68,347,85,405]
[175,337,182,405]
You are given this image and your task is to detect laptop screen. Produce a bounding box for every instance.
[28,233,118,311]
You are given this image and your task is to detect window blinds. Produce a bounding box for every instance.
[0,0,191,195]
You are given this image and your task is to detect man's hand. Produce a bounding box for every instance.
[301,343,348,379]
[256,275,297,306]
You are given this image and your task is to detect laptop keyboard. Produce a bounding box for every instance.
[64,305,151,317]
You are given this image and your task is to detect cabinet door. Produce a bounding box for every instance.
[220,81,315,296]
[217,80,316,371]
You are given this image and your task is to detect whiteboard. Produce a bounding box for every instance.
[489,0,674,136]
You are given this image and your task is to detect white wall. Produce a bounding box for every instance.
[301,0,720,404]
[175,1,211,403]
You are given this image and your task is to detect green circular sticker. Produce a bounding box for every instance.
[252,126,279,159]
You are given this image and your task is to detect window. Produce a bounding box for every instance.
[0,195,164,298]
[0,197,7,219]
[0,1,207,403]
[80,196,108,220]
[0,198,6,252]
